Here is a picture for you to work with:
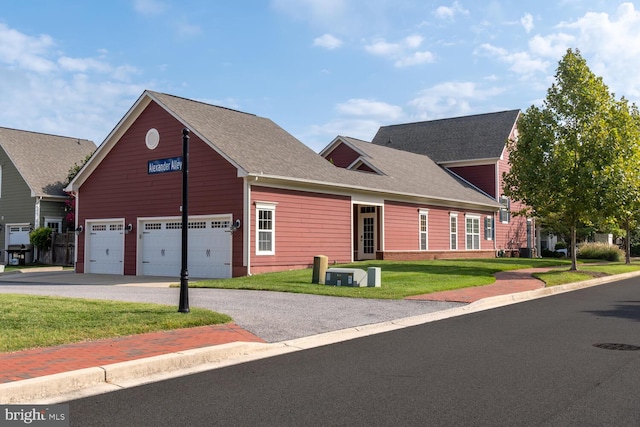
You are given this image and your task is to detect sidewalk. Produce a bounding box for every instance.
[2,266,628,404]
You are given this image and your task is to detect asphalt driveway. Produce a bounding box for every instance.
[0,270,463,342]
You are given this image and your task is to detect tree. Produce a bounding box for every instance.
[599,99,640,263]
[503,48,621,270]
[64,153,93,230]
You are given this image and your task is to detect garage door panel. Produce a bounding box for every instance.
[87,222,124,274]
[140,217,231,279]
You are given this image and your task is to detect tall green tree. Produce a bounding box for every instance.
[600,99,640,263]
[503,48,620,270]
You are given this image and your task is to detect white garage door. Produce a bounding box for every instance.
[7,225,31,245]
[86,221,124,274]
[140,216,232,279]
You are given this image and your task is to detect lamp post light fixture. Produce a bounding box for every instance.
[178,128,190,313]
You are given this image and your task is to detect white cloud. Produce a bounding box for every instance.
[133,0,167,15]
[521,13,534,33]
[0,24,149,144]
[433,1,469,20]
[395,51,435,67]
[555,2,640,97]
[0,23,57,73]
[409,81,505,118]
[336,99,404,120]
[304,118,382,151]
[365,35,434,68]
[313,33,343,49]
[475,43,550,77]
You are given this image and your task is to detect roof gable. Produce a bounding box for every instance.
[370,110,520,163]
[69,90,499,210]
[0,127,95,197]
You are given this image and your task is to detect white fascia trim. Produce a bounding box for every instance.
[319,136,369,159]
[347,157,385,175]
[438,158,500,167]
[246,173,500,211]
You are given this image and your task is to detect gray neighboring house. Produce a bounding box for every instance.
[0,127,95,264]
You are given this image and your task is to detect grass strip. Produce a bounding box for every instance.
[0,294,231,352]
[533,262,640,287]
[189,258,572,299]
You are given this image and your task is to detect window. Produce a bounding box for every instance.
[450,213,458,250]
[466,215,480,250]
[499,196,511,223]
[256,203,276,255]
[419,210,428,251]
[45,218,62,233]
[484,216,494,240]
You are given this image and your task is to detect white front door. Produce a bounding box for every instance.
[86,221,125,274]
[358,211,377,260]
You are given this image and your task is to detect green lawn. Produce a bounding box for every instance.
[533,262,640,287]
[0,294,231,352]
[189,258,573,299]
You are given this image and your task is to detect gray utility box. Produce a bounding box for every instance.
[325,268,368,287]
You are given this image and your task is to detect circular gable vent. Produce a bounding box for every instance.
[145,128,160,150]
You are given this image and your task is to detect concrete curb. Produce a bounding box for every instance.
[4,269,640,404]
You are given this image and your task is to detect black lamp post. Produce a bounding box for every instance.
[178,128,190,313]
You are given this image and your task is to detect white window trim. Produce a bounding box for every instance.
[44,217,63,233]
[450,213,458,251]
[485,216,493,241]
[465,214,481,250]
[419,209,429,251]
[499,195,511,224]
[255,202,276,256]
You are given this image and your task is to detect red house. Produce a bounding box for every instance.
[66,91,528,279]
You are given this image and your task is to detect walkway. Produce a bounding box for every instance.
[406,267,552,303]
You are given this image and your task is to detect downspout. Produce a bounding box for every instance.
[244,176,255,276]
[34,196,42,261]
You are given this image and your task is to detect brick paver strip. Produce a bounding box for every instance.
[406,267,554,303]
[0,323,264,383]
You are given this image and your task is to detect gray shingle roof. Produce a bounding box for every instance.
[149,91,339,180]
[139,92,499,208]
[0,127,96,197]
[332,136,498,205]
[371,110,520,163]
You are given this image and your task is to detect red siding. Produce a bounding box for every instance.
[496,148,528,251]
[448,164,496,197]
[77,101,244,275]
[249,186,352,274]
[383,201,496,254]
[323,143,361,168]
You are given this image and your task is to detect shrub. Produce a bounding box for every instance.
[29,227,53,251]
[577,242,624,262]
[554,241,568,250]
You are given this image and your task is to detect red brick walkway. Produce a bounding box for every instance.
[406,267,554,303]
[0,323,263,384]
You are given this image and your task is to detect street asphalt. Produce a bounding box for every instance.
[3,268,640,406]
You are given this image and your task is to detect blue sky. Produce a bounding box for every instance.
[1,1,639,152]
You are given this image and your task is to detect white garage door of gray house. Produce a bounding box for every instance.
[139,215,232,279]
[85,220,125,274]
